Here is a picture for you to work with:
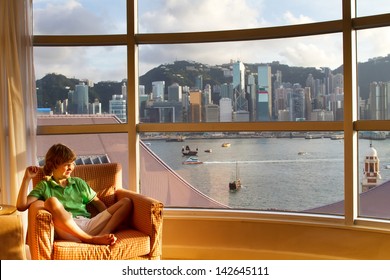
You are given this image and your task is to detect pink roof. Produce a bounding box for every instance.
[307,180,390,219]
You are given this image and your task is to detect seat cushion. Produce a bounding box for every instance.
[52,229,150,260]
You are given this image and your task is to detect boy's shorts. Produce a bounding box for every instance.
[74,210,112,235]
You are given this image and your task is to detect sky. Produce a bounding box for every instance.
[32,0,390,82]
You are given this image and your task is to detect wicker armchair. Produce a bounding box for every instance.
[27,163,163,260]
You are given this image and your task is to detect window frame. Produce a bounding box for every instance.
[33,0,390,230]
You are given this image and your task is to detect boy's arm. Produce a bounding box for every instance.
[90,196,107,213]
[16,166,39,211]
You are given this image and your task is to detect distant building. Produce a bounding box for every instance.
[139,94,149,121]
[361,144,381,192]
[257,65,272,121]
[152,81,165,101]
[145,100,182,123]
[195,75,203,91]
[189,90,202,122]
[220,98,232,122]
[247,74,257,121]
[369,81,390,120]
[278,109,290,121]
[168,83,182,102]
[311,109,334,121]
[37,108,52,115]
[121,82,127,100]
[139,85,145,96]
[203,84,212,105]
[233,110,250,122]
[89,99,102,115]
[74,82,89,114]
[233,61,245,92]
[203,104,219,122]
[220,83,233,100]
[109,94,127,122]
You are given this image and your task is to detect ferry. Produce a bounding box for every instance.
[182,156,203,165]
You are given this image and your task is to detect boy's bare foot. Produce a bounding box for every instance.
[88,234,117,245]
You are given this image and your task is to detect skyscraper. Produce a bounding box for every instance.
[257,65,272,121]
[89,98,101,115]
[203,104,219,122]
[247,74,257,121]
[369,81,389,120]
[195,75,203,91]
[152,81,165,101]
[232,61,245,92]
[121,82,127,100]
[220,83,233,99]
[220,98,233,122]
[74,82,89,114]
[189,90,202,122]
[109,94,127,122]
[168,83,182,102]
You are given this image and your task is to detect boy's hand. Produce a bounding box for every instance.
[25,166,39,179]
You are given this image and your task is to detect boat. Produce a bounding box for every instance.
[204,149,212,153]
[166,136,185,142]
[182,145,198,156]
[330,133,344,140]
[221,142,231,147]
[298,151,308,155]
[305,134,322,139]
[229,162,242,192]
[182,156,203,165]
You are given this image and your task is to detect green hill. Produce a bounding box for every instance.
[36,55,390,110]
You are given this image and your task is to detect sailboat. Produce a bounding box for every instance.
[229,161,242,192]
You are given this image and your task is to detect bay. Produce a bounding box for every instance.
[147,137,390,212]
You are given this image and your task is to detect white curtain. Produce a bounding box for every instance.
[0,0,37,206]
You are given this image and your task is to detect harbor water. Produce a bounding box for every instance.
[146,137,390,212]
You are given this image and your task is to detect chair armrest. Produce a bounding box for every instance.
[27,200,54,260]
[116,189,164,258]
[0,215,26,259]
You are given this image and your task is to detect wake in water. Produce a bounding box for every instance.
[203,158,343,164]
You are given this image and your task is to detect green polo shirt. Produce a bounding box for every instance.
[28,177,96,218]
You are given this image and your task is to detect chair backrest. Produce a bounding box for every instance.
[32,163,122,192]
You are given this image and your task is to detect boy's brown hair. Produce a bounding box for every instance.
[43,143,77,176]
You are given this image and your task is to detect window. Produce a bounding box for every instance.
[138,33,343,124]
[33,0,126,35]
[138,0,341,32]
[140,131,344,213]
[356,0,390,17]
[357,26,390,121]
[33,1,390,223]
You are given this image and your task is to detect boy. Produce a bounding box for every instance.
[17,143,132,246]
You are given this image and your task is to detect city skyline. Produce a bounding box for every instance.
[39,57,390,123]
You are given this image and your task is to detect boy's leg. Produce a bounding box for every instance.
[44,197,117,245]
[99,197,132,235]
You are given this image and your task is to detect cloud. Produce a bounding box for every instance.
[139,0,262,33]
[283,11,313,25]
[279,37,341,69]
[34,46,126,82]
[357,27,390,62]
[32,0,351,81]
[137,0,343,75]
[33,0,120,35]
